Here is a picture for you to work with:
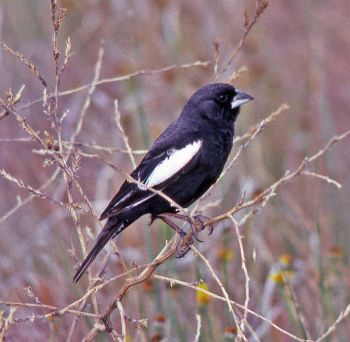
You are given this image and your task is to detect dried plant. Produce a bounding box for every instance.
[1,1,350,341]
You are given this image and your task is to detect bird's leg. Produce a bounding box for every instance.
[158,214,186,237]
[161,212,190,221]
[160,212,203,242]
[161,212,214,239]
[158,215,193,258]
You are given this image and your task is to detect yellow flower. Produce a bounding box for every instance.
[269,271,284,284]
[196,282,211,306]
[279,254,293,267]
[269,270,295,284]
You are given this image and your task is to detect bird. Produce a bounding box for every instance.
[73,83,253,282]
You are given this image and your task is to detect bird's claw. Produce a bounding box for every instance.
[193,214,214,236]
[207,223,215,236]
[193,235,204,243]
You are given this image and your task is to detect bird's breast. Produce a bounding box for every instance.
[200,133,232,177]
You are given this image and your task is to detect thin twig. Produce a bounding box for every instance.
[315,304,350,342]
[0,169,69,209]
[114,99,136,168]
[117,301,126,342]
[204,128,350,228]
[0,167,61,223]
[153,274,307,342]
[0,42,47,87]
[0,101,99,222]
[220,0,269,75]
[301,170,342,189]
[231,217,251,333]
[191,246,247,341]
[102,236,181,332]
[283,274,311,340]
[193,314,201,342]
[0,61,210,119]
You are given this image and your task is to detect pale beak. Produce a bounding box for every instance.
[231,90,254,109]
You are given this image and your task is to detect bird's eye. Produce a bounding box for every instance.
[217,94,229,103]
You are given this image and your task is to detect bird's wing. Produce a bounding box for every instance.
[99,138,203,220]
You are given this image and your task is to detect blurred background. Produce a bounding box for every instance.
[1,0,350,341]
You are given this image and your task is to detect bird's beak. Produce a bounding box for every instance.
[231,90,254,109]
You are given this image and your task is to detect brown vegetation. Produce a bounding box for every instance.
[1,0,350,341]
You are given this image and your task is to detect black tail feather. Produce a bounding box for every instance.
[73,219,125,282]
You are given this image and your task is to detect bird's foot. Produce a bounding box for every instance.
[161,212,214,239]
[192,214,215,237]
[176,235,194,258]
[175,215,211,257]
[158,214,186,237]
[158,213,214,258]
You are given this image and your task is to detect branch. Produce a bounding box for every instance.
[153,274,306,342]
[204,128,350,228]
[220,0,269,75]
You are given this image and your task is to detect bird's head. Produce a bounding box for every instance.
[183,83,253,125]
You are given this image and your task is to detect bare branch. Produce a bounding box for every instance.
[221,0,269,75]
[205,128,350,228]
[301,170,342,189]
[315,304,350,342]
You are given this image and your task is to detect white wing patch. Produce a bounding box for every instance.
[144,140,202,188]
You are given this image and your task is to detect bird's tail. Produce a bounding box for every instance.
[73,217,126,283]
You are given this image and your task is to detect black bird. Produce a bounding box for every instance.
[73,83,253,282]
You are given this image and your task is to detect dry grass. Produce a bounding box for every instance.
[1,0,350,341]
